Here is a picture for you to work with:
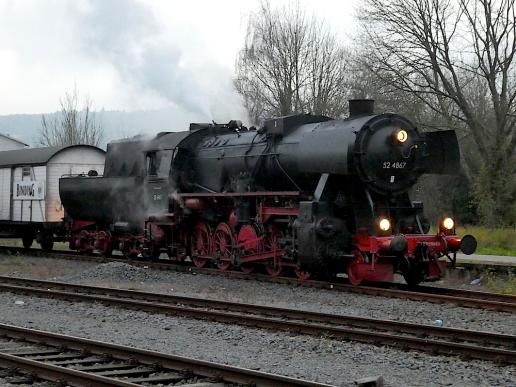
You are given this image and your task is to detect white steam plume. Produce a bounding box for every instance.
[74,0,247,122]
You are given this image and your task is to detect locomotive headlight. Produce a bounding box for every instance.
[395,129,408,143]
[378,218,391,231]
[441,217,455,230]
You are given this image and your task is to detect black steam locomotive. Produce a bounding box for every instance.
[59,100,476,285]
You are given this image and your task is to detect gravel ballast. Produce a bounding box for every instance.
[0,381,57,387]
[0,255,515,386]
[4,256,512,335]
[0,255,515,333]
[0,293,514,387]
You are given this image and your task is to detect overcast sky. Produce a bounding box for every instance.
[0,0,357,120]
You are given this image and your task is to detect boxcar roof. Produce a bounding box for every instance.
[0,145,105,167]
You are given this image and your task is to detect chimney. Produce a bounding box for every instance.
[349,99,375,117]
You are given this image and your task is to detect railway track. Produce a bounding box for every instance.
[2,245,515,313]
[0,323,330,387]
[0,276,515,365]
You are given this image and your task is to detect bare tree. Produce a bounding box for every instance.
[358,0,516,225]
[235,1,349,123]
[40,86,103,147]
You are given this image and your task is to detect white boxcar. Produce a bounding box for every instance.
[0,145,105,250]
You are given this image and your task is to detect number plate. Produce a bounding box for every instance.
[382,161,406,169]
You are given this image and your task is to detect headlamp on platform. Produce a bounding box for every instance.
[394,129,408,143]
[378,217,391,232]
[440,217,455,231]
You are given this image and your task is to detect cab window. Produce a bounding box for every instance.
[157,150,171,177]
[146,152,159,176]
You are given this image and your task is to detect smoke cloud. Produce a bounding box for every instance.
[74,0,247,122]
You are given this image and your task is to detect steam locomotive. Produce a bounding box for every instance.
[59,99,477,285]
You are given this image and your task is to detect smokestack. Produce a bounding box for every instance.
[349,99,375,117]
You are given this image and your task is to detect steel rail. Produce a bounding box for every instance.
[0,352,142,387]
[0,323,331,387]
[1,245,516,313]
[388,282,516,303]
[0,276,514,365]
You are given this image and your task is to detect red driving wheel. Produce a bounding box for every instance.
[190,222,212,268]
[347,250,365,285]
[97,230,113,257]
[264,227,282,277]
[214,222,234,271]
[293,266,311,281]
[237,223,263,274]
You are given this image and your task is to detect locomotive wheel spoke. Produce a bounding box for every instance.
[293,267,311,281]
[217,260,231,271]
[265,262,283,277]
[347,250,365,285]
[347,267,362,285]
[191,222,211,268]
[97,231,112,258]
[263,227,282,277]
[237,223,263,275]
[240,263,255,274]
[214,223,234,271]
[192,256,208,268]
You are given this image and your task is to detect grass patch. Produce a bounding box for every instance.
[476,246,516,256]
[0,239,23,247]
[0,255,30,274]
[485,273,516,295]
[0,238,69,250]
[456,226,516,256]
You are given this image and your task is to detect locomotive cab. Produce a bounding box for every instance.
[144,149,173,214]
